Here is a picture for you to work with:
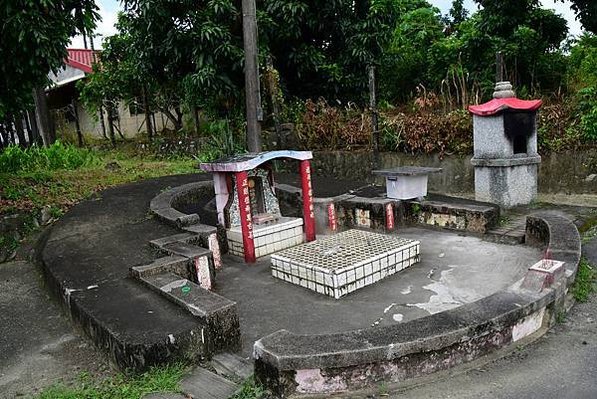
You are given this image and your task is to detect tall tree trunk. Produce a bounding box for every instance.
[24,111,33,145]
[7,118,15,145]
[106,102,116,146]
[161,107,183,131]
[27,109,42,146]
[98,105,107,139]
[193,107,201,136]
[0,122,7,148]
[142,86,153,141]
[33,87,55,146]
[265,56,282,149]
[72,99,84,147]
[14,114,27,147]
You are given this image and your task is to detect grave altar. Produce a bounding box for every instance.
[271,229,420,299]
[200,151,316,263]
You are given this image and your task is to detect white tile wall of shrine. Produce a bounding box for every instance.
[271,229,420,299]
[227,217,304,258]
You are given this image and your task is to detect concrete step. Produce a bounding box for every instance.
[139,272,241,353]
[181,367,239,399]
[485,215,527,245]
[212,352,254,382]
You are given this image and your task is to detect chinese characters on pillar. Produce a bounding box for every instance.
[328,203,337,231]
[305,165,315,220]
[386,203,395,231]
[236,171,256,263]
[241,177,254,240]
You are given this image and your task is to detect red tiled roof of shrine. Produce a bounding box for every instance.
[66,48,99,73]
[469,98,542,116]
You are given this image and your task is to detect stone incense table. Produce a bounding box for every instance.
[373,166,442,200]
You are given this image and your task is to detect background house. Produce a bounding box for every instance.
[47,49,174,140]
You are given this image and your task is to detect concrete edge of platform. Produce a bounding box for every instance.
[252,212,581,397]
[150,181,213,228]
[35,177,240,372]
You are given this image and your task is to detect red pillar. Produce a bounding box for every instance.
[299,160,316,242]
[235,171,256,263]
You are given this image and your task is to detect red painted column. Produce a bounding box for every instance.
[299,160,316,242]
[327,203,337,232]
[235,171,256,263]
[385,202,395,231]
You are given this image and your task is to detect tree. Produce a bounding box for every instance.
[565,0,597,34]
[449,0,468,28]
[380,3,444,101]
[263,0,406,102]
[0,1,98,123]
[80,0,246,133]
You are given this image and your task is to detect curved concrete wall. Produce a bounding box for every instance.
[253,212,581,397]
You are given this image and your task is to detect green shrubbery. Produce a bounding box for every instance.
[196,119,246,163]
[0,141,98,174]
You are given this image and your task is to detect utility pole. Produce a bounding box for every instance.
[241,0,262,153]
[369,65,380,168]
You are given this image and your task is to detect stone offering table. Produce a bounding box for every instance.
[200,150,316,263]
[373,166,442,200]
[271,229,420,299]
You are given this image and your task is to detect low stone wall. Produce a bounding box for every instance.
[310,150,597,195]
[276,185,500,235]
[253,212,581,397]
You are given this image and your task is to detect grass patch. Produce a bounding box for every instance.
[580,213,597,243]
[572,258,596,303]
[230,377,266,399]
[35,363,186,399]
[0,141,99,174]
[0,147,197,215]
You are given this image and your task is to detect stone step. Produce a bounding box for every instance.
[139,272,241,353]
[181,367,239,399]
[211,352,254,382]
[485,216,527,245]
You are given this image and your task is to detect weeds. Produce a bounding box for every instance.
[572,258,596,303]
[230,377,266,399]
[36,363,186,399]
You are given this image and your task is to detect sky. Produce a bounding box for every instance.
[70,0,584,49]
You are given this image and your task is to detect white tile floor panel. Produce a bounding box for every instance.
[271,229,420,299]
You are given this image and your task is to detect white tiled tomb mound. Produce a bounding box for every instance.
[271,229,420,299]
[227,217,304,258]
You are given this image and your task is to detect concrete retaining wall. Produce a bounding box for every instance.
[253,212,581,397]
[310,150,597,195]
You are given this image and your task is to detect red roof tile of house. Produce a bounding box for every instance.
[66,49,99,74]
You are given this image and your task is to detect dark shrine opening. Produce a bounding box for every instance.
[504,111,534,154]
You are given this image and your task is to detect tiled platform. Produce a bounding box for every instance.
[271,229,420,299]
[227,217,304,258]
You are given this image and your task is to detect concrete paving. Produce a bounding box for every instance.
[216,227,541,355]
[0,261,113,398]
[384,239,597,399]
